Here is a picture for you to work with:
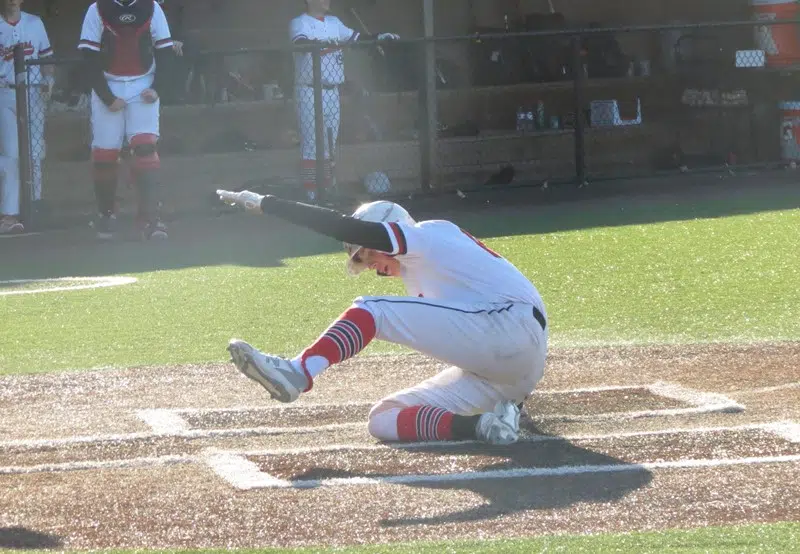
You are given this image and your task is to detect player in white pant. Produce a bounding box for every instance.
[78,0,174,240]
[218,189,549,446]
[290,0,398,202]
[0,0,53,235]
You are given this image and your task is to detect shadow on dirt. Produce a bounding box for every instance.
[0,527,63,549]
[377,440,653,527]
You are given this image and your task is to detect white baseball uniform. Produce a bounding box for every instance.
[0,12,52,216]
[360,220,548,418]
[290,13,358,167]
[78,0,173,151]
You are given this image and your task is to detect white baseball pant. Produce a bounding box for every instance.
[90,76,160,150]
[0,87,46,215]
[295,85,340,162]
[354,296,548,418]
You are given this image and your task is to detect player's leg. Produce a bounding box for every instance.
[89,91,125,239]
[126,98,166,240]
[322,87,340,191]
[295,86,318,202]
[0,100,23,233]
[28,90,46,203]
[228,295,546,407]
[366,367,521,445]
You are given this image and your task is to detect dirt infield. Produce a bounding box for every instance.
[1,342,799,549]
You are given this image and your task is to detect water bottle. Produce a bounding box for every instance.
[536,101,546,130]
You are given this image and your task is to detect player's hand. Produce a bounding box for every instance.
[217,189,265,214]
[108,98,126,112]
[377,33,400,41]
[172,40,184,57]
[141,89,159,104]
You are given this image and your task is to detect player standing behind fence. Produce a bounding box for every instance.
[78,0,174,240]
[290,0,398,203]
[0,0,53,235]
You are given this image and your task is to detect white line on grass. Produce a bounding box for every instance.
[0,276,138,296]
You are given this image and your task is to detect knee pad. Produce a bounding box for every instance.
[129,134,160,171]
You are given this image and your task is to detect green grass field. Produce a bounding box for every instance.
[1,180,798,552]
[1,184,798,374]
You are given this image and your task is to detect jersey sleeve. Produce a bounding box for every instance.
[78,3,102,52]
[380,222,425,258]
[35,18,53,57]
[289,17,308,42]
[335,17,359,42]
[151,3,174,49]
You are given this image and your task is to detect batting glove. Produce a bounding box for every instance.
[217,189,265,214]
[377,33,400,41]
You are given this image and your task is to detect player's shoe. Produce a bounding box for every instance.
[142,220,168,241]
[0,216,24,234]
[476,401,520,445]
[227,339,309,403]
[94,213,117,240]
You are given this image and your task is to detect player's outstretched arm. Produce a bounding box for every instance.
[217,190,393,252]
[80,49,117,107]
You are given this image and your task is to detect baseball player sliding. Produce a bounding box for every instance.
[0,0,53,235]
[218,189,549,446]
[291,0,399,202]
[78,0,174,240]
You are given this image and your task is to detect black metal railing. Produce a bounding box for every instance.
[14,18,800,227]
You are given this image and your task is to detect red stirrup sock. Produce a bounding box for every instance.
[294,306,376,379]
[396,406,483,442]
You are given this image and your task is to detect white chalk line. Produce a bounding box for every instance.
[213,455,800,490]
[730,382,800,396]
[0,422,365,451]
[649,382,744,411]
[3,422,796,478]
[202,450,288,490]
[0,276,138,296]
[237,421,793,457]
[136,409,190,434]
[0,455,193,476]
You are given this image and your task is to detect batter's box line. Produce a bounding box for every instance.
[136,382,744,434]
[204,421,799,490]
[199,422,800,490]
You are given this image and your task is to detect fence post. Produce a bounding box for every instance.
[419,2,437,191]
[572,35,587,187]
[312,47,326,202]
[13,44,32,228]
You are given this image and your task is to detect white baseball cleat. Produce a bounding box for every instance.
[476,401,521,445]
[227,339,308,403]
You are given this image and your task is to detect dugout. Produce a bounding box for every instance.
[17,0,779,215]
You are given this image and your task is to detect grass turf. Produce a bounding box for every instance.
[1,185,798,374]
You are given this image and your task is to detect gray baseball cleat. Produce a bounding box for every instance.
[476,401,521,445]
[227,339,308,403]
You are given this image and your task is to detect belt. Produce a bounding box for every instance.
[533,306,547,331]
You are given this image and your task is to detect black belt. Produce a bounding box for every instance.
[533,306,547,331]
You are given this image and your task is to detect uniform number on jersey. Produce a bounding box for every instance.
[461,229,502,258]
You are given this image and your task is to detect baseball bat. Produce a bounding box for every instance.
[349,7,447,86]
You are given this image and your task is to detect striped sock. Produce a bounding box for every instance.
[397,406,455,442]
[296,307,376,378]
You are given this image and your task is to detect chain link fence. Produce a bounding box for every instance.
[13,19,800,228]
